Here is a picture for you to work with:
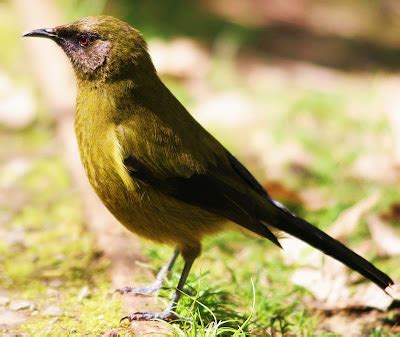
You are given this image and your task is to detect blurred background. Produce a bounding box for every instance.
[1,0,400,335]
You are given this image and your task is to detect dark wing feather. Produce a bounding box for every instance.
[227,153,269,197]
[123,155,281,247]
[118,118,393,291]
[228,153,294,214]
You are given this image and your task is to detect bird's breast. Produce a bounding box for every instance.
[74,106,136,206]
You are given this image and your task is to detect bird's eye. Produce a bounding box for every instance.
[79,35,90,47]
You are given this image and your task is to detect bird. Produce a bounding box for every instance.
[23,16,393,322]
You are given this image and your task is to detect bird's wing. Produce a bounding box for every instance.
[115,118,281,247]
[115,115,395,291]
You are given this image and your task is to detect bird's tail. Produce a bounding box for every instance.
[268,204,394,291]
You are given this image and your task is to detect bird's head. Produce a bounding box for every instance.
[23,16,155,82]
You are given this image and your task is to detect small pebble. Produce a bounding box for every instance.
[9,300,35,311]
[1,158,32,189]
[0,308,27,326]
[42,305,64,316]
[0,295,10,306]
[0,86,36,129]
[77,286,90,302]
[46,287,60,297]
[48,279,63,288]
[55,254,65,262]
[4,227,26,247]
[102,330,119,337]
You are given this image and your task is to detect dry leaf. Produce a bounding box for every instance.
[380,78,400,167]
[0,72,36,129]
[0,157,33,189]
[380,202,400,222]
[299,188,333,211]
[329,193,379,240]
[149,38,210,79]
[350,153,398,183]
[250,131,314,181]
[262,180,302,205]
[318,312,365,337]
[291,260,349,305]
[367,214,400,256]
[194,92,258,128]
[350,283,394,311]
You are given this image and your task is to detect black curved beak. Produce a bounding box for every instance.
[22,28,58,40]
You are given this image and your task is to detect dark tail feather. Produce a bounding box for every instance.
[270,205,394,291]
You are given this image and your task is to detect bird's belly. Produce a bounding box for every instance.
[83,156,225,247]
[119,190,225,246]
[76,120,226,247]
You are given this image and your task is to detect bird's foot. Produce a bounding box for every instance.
[117,285,160,296]
[120,310,180,322]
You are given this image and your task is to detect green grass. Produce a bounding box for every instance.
[145,238,318,336]
[0,132,127,336]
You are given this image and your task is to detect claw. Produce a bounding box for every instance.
[119,315,130,325]
[122,311,180,322]
[116,286,134,295]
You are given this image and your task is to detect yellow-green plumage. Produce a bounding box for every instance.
[74,63,230,258]
[24,15,393,321]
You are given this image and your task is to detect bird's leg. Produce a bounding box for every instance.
[119,249,179,296]
[122,255,195,321]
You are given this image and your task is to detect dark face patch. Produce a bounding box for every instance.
[45,16,155,83]
[56,30,111,78]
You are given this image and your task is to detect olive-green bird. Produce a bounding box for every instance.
[24,16,393,321]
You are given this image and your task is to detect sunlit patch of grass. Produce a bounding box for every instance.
[23,285,124,336]
[0,129,125,335]
[173,281,254,336]
[141,233,319,335]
